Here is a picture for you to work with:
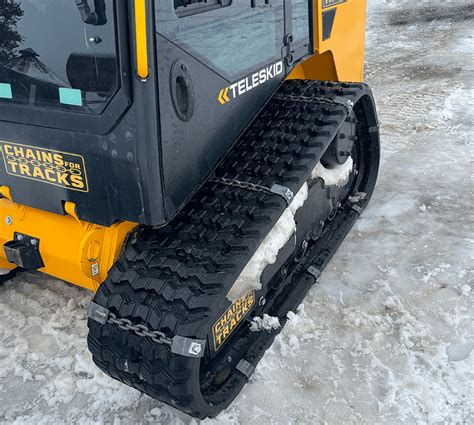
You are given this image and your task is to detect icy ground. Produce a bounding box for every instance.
[1,0,473,423]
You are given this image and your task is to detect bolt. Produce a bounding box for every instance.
[259,297,266,306]
[188,342,202,356]
[89,36,102,44]
[31,239,37,246]
[17,234,24,241]
[5,215,12,226]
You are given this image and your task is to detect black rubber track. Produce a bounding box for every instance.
[87,80,380,419]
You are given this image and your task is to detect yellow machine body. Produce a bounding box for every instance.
[0,0,367,291]
[291,0,367,82]
[0,188,136,292]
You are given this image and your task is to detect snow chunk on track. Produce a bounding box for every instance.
[311,158,354,187]
[227,183,308,302]
[227,157,355,302]
[250,314,281,332]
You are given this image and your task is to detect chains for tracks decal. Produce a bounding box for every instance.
[218,61,284,105]
[212,290,256,351]
[322,0,346,8]
[0,142,89,192]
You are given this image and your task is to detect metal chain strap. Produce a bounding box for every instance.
[88,301,206,357]
[108,313,172,346]
[210,177,275,196]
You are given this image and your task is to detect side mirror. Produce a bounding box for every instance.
[75,0,107,26]
[66,53,117,95]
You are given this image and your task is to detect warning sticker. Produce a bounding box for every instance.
[0,142,89,193]
[212,291,256,351]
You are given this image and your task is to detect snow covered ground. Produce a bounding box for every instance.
[1,0,473,423]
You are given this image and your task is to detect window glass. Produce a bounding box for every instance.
[156,1,285,80]
[0,0,118,114]
[174,0,232,18]
[292,0,310,45]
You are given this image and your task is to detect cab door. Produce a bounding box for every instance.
[154,0,312,219]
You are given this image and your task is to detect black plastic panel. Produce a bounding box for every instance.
[322,8,337,41]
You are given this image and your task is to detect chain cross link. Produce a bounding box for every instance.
[108,313,172,346]
[210,177,275,196]
[210,177,294,205]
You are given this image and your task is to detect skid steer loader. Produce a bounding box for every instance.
[0,0,380,418]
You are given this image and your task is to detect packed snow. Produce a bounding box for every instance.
[1,0,473,423]
[228,182,308,302]
[250,315,281,333]
[229,153,354,302]
[311,158,354,188]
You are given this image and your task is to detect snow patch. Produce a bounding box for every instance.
[250,314,281,332]
[349,192,367,203]
[227,183,308,302]
[311,158,354,188]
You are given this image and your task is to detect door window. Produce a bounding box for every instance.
[156,0,285,80]
[292,0,311,46]
[0,0,119,114]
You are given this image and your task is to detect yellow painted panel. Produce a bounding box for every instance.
[289,0,367,83]
[135,0,149,79]
[0,196,136,292]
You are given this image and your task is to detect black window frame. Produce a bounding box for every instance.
[0,0,132,135]
[286,0,314,65]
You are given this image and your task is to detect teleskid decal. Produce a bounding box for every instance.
[0,142,89,192]
[218,61,284,105]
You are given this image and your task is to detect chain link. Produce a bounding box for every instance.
[210,177,275,196]
[108,313,172,346]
